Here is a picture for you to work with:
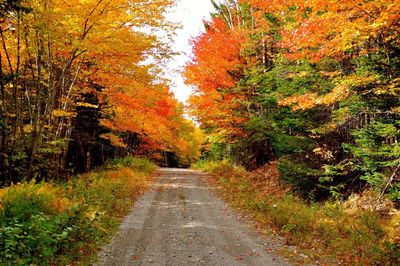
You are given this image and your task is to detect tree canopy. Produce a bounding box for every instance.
[0,0,201,184]
[185,0,399,201]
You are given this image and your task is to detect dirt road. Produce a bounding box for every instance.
[97,168,291,266]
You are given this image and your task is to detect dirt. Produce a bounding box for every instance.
[96,168,292,266]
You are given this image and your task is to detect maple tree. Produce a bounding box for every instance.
[185,17,248,142]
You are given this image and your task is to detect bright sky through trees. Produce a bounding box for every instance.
[165,0,217,103]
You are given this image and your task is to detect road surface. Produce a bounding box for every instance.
[97,168,291,266]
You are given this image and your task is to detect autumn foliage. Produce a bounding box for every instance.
[0,0,201,183]
[186,0,399,202]
[187,1,399,264]
[185,17,248,140]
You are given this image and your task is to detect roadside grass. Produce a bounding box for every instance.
[0,157,157,265]
[193,160,400,265]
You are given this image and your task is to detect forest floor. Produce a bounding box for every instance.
[96,168,295,266]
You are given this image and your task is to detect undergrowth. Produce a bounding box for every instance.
[0,157,157,265]
[193,160,400,265]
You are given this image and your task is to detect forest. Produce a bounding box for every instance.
[186,0,399,264]
[186,0,399,203]
[0,0,201,186]
[0,0,399,265]
[0,0,201,263]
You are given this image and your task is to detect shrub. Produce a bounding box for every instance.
[0,182,73,219]
[0,182,93,265]
[105,157,157,175]
[0,157,156,265]
[195,160,400,265]
[278,159,320,200]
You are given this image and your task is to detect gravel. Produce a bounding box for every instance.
[96,168,291,266]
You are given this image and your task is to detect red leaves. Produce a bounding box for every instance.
[155,98,173,118]
[185,18,243,93]
[184,17,248,139]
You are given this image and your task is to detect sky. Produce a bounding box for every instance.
[164,0,217,103]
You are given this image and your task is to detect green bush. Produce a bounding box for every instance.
[105,157,157,174]
[0,182,95,265]
[278,159,320,199]
[0,157,156,265]
[270,133,314,157]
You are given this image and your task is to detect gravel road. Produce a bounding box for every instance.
[97,168,291,266]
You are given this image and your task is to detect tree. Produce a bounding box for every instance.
[0,0,201,184]
[185,17,248,142]
[186,0,399,200]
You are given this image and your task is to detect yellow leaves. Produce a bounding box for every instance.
[286,71,310,79]
[279,74,383,110]
[0,0,191,168]
[391,106,400,114]
[384,210,400,243]
[85,208,107,221]
[6,113,16,118]
[0,190,5,210]
[278,93,318,110]
[76,102,99,108]
[373,78,400,96]
[23,125,33,134]
[20,0,175,151]
[313,147,334,160]
[276,0,400,61]
[341,74,379,87]
[52,110,76,118]
[317,83,350,106]
[320,71,342,78]
[0,181,75,214]
[99,133,127,148]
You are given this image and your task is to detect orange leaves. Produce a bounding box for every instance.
[155,98,173,118]
[317,84,350,106]
[277,0,400,62]
[185,18,243,93]
[278,84,351,111]
[0,0,201,169]
[279,74,381,110]
[238,0,400,62]
[278,93,319,111]
[50,0,193,156]
[241,0,400,112]
[29,0,193,156]
[100,77,201,159]
[184,17,248,140]
[99,133,127,148]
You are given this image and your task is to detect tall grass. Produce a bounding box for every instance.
[194,160,400,265]
[0,157,157,265]
[104,157,157,175]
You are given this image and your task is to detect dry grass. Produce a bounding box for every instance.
[194,160,400,265]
